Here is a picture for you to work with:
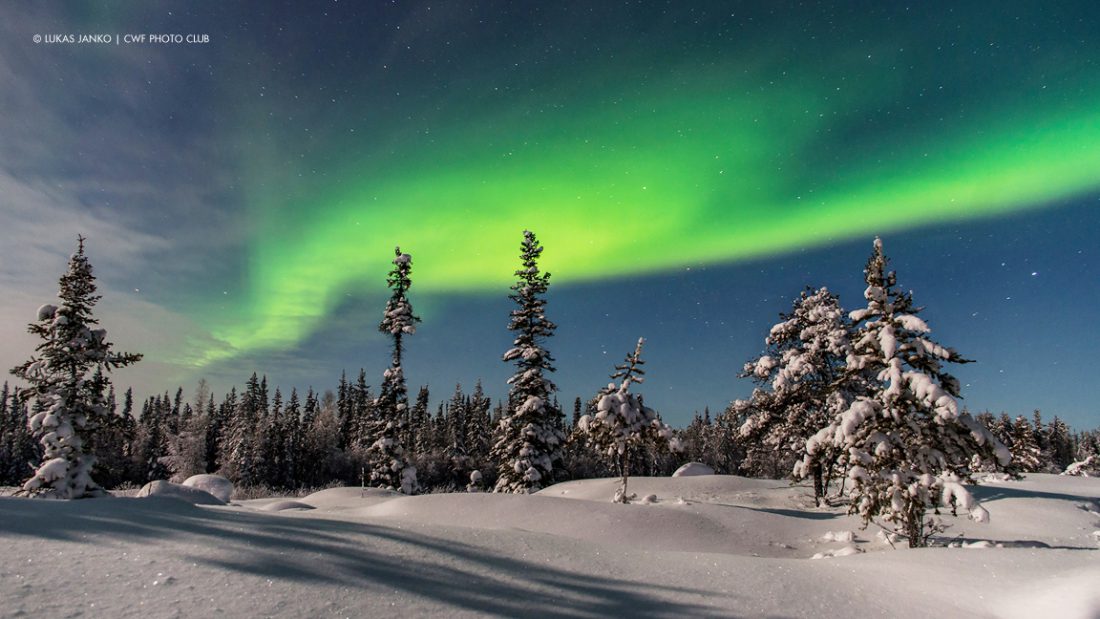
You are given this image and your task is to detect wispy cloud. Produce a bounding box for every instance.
[0,5,247,394]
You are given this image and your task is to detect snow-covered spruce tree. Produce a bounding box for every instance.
[492,230,565,493]
[1009,415,1041,473]
[797,237,1010,547]
[366,246,420,494]
[732,287,855,505]
[10,236,142,498]
[466,381,493,465]
[578,338,679,503]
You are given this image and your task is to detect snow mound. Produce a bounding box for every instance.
[996,571,1100,619]
[811,545,862,559]
[136,480,224,505]
[540,475,795,509]
[672,462,715,477]
[821,530,854,543]
[182,474,234,502]
[300,486,401,510]
[260,500,316,512]
[354,486,836,558]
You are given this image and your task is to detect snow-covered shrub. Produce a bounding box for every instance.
[1062,455,1099,477]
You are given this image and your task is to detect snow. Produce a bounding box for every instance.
[181,474,233,502]
[672,462,715,477]
[258,499,316,512]
[135,480,225,505]
[0,473,1096,617]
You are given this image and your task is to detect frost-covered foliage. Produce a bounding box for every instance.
[367,247,420,494]
[492,230,565,493]
[378,247,419,338]
[578,338,680,503]
[1062,455,1099,477]
[10,237,142,499]
[1009,415,1042,473]
[797,238,1010,546]
[730,287,855,505]
[219,374,266,487]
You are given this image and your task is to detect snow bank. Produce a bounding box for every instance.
[182,474,233,502]
[672,462,715,477]
[300,486,401,510]
[0,474,1097,618]
[260,500,316,512]
[136,480,225,505]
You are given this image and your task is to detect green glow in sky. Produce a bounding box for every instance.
[200,59,1100,364]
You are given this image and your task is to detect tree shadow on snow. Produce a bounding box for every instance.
[0,496,750,618]
[968,484,1100,506]
[737,505,841,521]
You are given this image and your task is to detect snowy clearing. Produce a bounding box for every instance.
[1,474,1097,618]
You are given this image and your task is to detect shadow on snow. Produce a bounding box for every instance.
[0,496,741,618]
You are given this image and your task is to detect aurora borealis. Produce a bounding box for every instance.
[1,2,1098,428]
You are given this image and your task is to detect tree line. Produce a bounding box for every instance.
[1,375,1094,492]
[4,232,1098,544]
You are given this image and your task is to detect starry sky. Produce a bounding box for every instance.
[1,2,1098,429]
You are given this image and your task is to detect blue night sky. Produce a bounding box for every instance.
[0,2,1097,429]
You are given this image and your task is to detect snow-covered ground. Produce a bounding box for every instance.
[1,474,1097,618]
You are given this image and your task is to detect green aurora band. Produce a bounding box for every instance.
[203,61,1100,364]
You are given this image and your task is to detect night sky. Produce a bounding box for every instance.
[1,2,1097,429]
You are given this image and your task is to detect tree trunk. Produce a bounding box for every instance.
[906,501,925,548]
[812,461,824,507]
[616,450,631,503]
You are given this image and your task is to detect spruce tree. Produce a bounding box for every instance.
[492,230,565,493]
[578,338,679,502]
[411,385,432,455]
[11,237,141,498]
[734,287,855,505]
[1010,416,1041,472]
[366,247,420,493]
[282,388,302,488]
[466,381,493,465]
[799,238,1010,546]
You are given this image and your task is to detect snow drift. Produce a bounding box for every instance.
[0,474,1096,618]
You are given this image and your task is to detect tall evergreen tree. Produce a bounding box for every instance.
[798,238,1010,546]
[492,230,565,493]
[1010,415,1041,472]
[1047,417,1075,471]
[366,247,420,493]
[282,388,302,488]
[220,383,263,486]
[410,385,432,455]
[466,381,493,465]
[351,369,373,448]
[10,237,142,498]
[337,371,353,449]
